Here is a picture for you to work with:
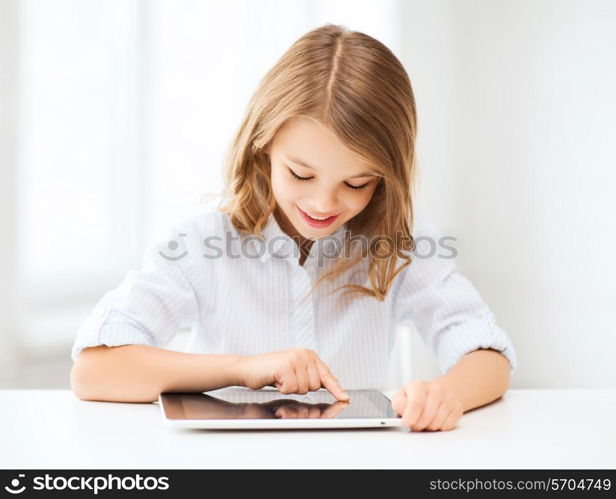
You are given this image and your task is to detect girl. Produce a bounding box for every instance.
[71,24,516,432]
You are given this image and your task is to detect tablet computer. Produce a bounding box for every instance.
[158,387,402,429]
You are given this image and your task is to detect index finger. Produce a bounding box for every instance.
[315,359,350,401]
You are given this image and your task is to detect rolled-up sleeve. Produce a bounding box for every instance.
[70,216,201,362]
[391,214,517,375]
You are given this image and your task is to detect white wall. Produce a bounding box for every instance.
[400,0,616,387]
[0,0,20,372]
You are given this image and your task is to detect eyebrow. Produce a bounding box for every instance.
[285,155,381,179]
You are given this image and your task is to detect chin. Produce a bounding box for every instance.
[299,223,339,239]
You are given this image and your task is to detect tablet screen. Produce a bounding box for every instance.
[160,388,397,420]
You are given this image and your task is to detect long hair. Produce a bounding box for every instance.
[213,23,418,301]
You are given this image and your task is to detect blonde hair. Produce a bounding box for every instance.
[212,23,418,302]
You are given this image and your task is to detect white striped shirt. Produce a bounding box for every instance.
[71,200,517,390]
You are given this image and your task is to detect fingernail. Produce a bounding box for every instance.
[342,392,350,400]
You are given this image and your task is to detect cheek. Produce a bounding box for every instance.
[345,189,375,214]
[271,168,301,202]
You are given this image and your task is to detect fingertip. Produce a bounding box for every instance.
[322,376,349,402]
[335,386,349,399]
[331,389,349,401]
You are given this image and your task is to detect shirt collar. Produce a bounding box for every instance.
[255,211,348,263]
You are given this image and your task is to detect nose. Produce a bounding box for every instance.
[310,189,339,215]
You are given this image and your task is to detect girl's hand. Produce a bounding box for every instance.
[391,380,464,431]
[235,348,350,402]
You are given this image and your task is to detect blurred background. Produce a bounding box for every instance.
[1,0,614,390]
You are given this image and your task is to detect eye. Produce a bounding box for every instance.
[288,167,370,190]
[344,182,370,191]
[288,168,312,182]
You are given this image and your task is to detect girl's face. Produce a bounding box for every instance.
[267,116,380,242]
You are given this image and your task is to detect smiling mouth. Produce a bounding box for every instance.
[299,208,339,220]
[297,206,340,227]
[306,213,336,220]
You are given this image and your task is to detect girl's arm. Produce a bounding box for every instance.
[390,348,511,432]
[71,345,351,403]
[389,212,517,431]
[433,347,511,413]
[71,345,242,403]
[70,214,216,403]
[391,211,518,375]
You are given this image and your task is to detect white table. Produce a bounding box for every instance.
[1,389,614,469]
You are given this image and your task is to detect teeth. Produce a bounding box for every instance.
[300,207,336,221]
